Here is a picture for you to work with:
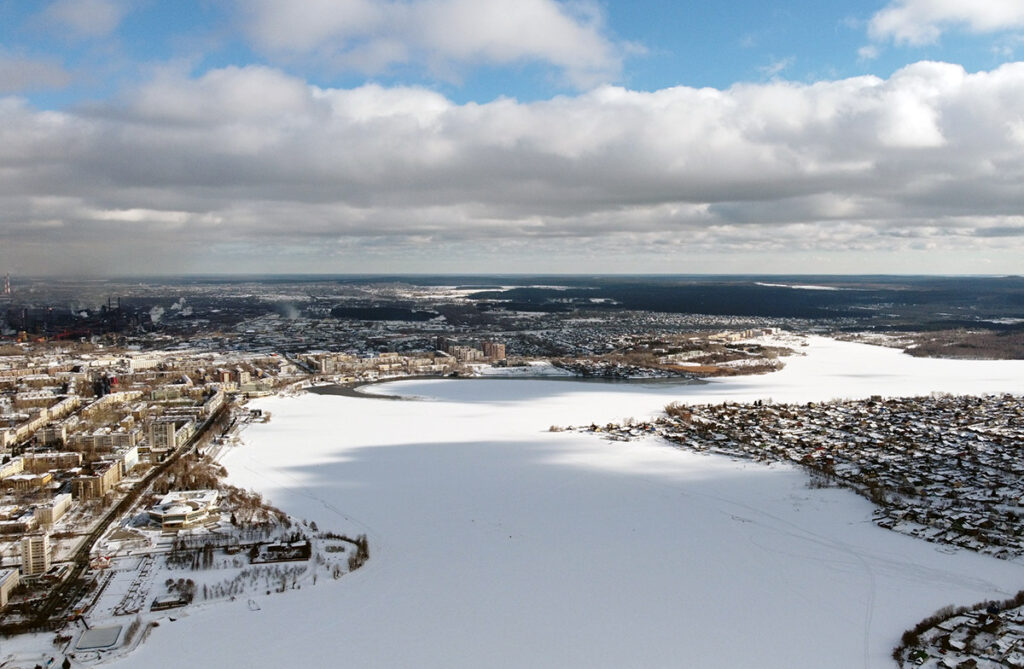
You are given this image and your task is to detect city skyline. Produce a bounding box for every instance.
[2,1,1024,275]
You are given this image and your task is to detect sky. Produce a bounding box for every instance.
[1,0,1024,276]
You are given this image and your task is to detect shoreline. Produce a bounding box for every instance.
[307,373,708,400]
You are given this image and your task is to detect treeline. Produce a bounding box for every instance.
[347,534,370,572]
[330,306,439,321]
[151,457,226,494]
[469,283,867,318]
[904,329,1024,360]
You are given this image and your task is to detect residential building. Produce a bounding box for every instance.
[482,341,506,360]
[37,424,67,446]
[34,493,72,526]
[0,569,19,608]
[148,418,195,452]
[449,345,483,362]
[0,457,24,480]
[13,391,57,410]
[71,460,121,499]
[20,533,50,576]
[22,452,82,473]
[200,388,225,417]
[117,445,140,475]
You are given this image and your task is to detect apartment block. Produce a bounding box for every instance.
[20,533,50,576]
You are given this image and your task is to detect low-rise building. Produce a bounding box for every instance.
[0,568,19,608]
[0,457,24,480]
[13,390,57,410]
[37,424,67,446]
[34,493,72,526]
[200,388,225,417]
[71,460,121,499]
[70,426,141,451]
[117,444,140,475]
[22,451,82,473]
[147,490,219,531]
[46,395,81,421]
[5,472,53,491]
[0,511,37,535]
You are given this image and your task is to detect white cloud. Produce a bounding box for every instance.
[758,57,795,78]
[991,34,1024,58]
[43,0,128,39]
[0,54,71,93]
[3,61,1024,273]
[241,0,623,88]
[1009,118,1024,144]
[857,45,880,61]
[128,66,321,125]
[869,0,1024,45]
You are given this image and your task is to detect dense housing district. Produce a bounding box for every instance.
[574,394,1024,667]
[0,344,373,666]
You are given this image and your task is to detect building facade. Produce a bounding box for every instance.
[71,460,121,499]
[34,493,72,526]
[0,568,19,607]
[20,533,50,576]
[147,490,219,531]
[482,341,506,360]
[148,418,195,452]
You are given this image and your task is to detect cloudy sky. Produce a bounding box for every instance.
[1,0,1023,276]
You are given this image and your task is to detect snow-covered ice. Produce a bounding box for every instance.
[107,337,1024,668]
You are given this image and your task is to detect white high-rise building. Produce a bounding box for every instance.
[20,533,50,576]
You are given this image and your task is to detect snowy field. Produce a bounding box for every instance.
[108,337,1024,668]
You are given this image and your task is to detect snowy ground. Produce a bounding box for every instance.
[472,360,575,377]
[105,336,1024,668]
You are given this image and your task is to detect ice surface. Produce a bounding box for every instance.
[109,337,1024,668]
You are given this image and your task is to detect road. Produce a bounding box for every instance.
[3,404,230,633]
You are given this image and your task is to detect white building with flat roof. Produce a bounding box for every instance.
[0,568,19,608]
[20,533,50,576]
[34,493,72,526]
